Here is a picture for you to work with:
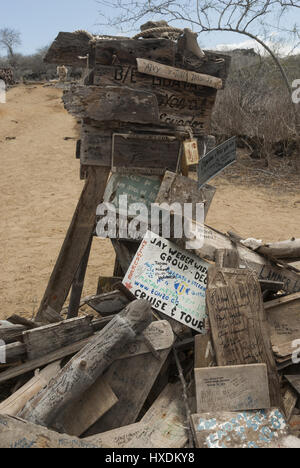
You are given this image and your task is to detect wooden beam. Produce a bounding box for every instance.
[35,166,110,323]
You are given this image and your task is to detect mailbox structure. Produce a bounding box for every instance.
[36,25,231,323]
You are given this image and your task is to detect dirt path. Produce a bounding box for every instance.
[0,85,299,320]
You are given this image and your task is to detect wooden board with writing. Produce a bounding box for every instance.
[137,58,223,89]
[93,65,217,134]
[195,364,270,413]
[265,292,300,359]
[155,171,216,221]
[206,267,282,408]
[198,137,237,187]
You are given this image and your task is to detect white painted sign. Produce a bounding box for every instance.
[123,231,209,333]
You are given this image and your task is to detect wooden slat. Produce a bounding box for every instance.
[23,316,94,360]
[36,166,110,323]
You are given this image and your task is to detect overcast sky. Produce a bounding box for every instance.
[1,0,299,56]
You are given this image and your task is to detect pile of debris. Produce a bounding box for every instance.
[0,23,300,449]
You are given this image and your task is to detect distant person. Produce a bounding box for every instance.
[57,65,68,83]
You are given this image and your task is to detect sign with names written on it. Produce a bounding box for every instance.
[198,137,237,188]
[103,174,161,214]
[123,231,209,333]
[137,59,223,90]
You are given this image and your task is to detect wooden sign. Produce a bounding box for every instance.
[155,171,216,221]
[191,409,289,448]
[206,267,282,408]
[80,126,181,171]
[63,85,159,124]
[137,58,223,90]
[198,137,237,187]
[195,364,270,413]
[93,65,217,134]
[265,292,300,360]
[103,173,161,213]
[123,231,209,333]
[111,133,181,175]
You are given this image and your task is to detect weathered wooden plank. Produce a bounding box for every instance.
[23,316,94,361]
[93,65,216,133]
[0,342,26,364]
[88,290,130,316]
[137,58,223,89]
[112,133,181,174]
[84,322,174,436]
[194,334,215,368]
[36,166,110,323]
[173,218,300,295]
[258,239,300,259]
[57,378,118,437]
[19,300,153,430]
[63,85,160,124]
[0,414,109,448]
[265,292,300,359]
[285,375,300,396]
[191,409,289,448]
[155,170,216,221]
[195,364,270,413]
[0,361,61,416]
[0,323,26,344]
[44,32,93,67]
[95,38,176,66]
[283,385,298,421]
[206,267,282,409]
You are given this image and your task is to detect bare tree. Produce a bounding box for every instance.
[0,28,21,60]
[97,0,300,135]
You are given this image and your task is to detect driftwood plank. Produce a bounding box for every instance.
[95,38,176,66]
[63,85,160,124]
[265,292,300,359]
[0,323,26,344]
[44,31,93,66]
[194,334,215,368]
[23,316,93,360]
[19,300,152,430]
[84,383,188,448]
[137,58,223,89]
[173,218,300,294]
[57,378,118,436]
[155,171,216,221]
[84,322,174,436]
[206,267,282,409]
[195,364,270,413]
[36,166,110,323]
[0,361,61,416]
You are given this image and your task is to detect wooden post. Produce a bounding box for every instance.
[35,166,110,324]
[67,235,93,319]
[19,300,152,429]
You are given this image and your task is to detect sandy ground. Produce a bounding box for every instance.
[0,84,299,320]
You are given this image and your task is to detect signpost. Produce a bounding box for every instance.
[123,231,209,333]
[198,137,237,188]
